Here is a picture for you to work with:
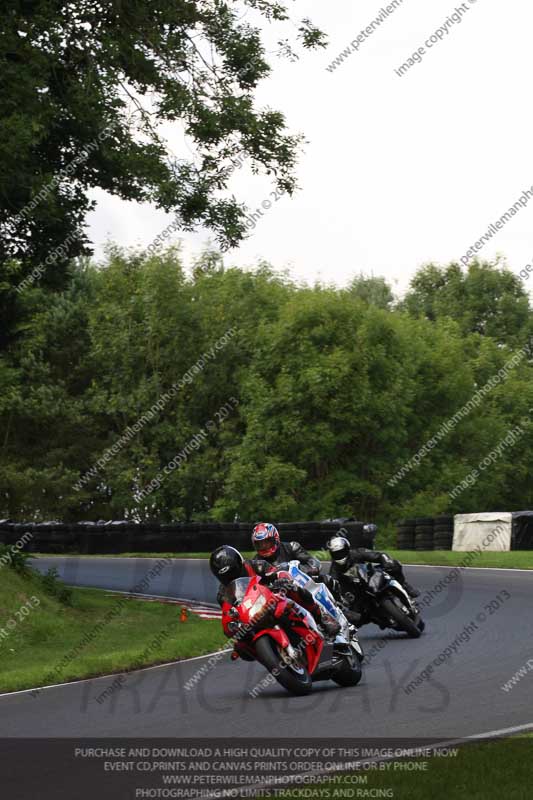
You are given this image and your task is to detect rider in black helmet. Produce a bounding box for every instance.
[327,529,419,598]
[209,545,340,639]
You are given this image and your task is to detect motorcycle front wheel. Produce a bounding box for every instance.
[254,636,313,695]
[331,650,363,687]
[381,596,422,638]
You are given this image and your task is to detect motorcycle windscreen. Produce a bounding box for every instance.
[225,577,253,605]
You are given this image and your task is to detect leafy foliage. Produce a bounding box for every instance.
[0,0,326,348]
[0,543,31,574]
[1,252,533,525]
[38,567,73,606]
[401,260,532,347]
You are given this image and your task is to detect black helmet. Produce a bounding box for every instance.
[209,545,244,585]
[327,532,351,566]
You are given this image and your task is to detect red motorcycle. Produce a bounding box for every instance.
[221,573,361,695]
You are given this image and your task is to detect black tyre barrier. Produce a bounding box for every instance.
[0,518,376,554]
[396,514,461,551]
[434,534,454,550]
[1,515,473,555]
[415,527,434,538]
[396,534,415,550]
[415,540,433,551]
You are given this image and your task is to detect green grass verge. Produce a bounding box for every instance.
[31,551,533,569]
[0,566,226,693]
[269,737,533,800]
[388,550,533,569]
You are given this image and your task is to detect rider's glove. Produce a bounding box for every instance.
[271,577,294,596]
[380,554,394,569]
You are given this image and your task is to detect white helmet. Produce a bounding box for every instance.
[327,532,351,566]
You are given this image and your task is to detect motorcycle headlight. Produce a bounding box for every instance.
[247,594,268,622]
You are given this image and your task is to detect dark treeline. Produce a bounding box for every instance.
[1,251,533,525]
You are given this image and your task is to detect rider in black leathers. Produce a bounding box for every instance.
[210,545,340,640]
[327,528,419,599]
[250,521,320,573]
[250,522,340,597]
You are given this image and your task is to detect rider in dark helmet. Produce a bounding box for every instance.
[327,529,419,598]
[210,545,252,593]
[210,545,340,640]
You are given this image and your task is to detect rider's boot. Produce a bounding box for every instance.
[344,608,362,626]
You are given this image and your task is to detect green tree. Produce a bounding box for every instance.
[3,252,533,525]
[347,274,395,309]
[1,1,325,287]
[402,260,532,347]
[213,290,427,521]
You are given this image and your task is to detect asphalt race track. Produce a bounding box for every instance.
[2,557,533,741]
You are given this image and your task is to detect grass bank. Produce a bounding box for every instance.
[0,566,225,693]
[388,550,533,569]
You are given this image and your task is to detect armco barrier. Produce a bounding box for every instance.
[0,518,375,554]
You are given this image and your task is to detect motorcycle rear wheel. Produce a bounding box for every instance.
[381,596,422,638]
[255,636,313,695]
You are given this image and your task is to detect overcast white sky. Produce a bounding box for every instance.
[87,0,533,295]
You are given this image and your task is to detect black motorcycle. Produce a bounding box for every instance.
[339,563,425,638]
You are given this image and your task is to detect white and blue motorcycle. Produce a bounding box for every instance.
[285,560,364,686]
